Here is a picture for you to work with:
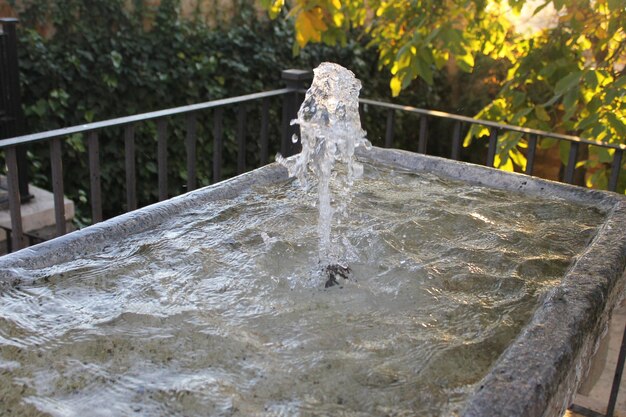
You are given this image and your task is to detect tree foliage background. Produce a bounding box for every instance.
[262,0,626,193]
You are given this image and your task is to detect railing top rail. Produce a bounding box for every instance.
[0,88,292,149]
[360,98,626,151]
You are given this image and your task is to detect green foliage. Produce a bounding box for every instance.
[263,0,626,193]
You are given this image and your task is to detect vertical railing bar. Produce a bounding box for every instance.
[281,93,289,156]
[49,138,66,236]
[124,124,137,211]
[237,104,247,174]
[5,229,12,253]
[87,131,102,223]
[606,323,626,417]
[418,116,428,154]
[157,118,168,201]
[213,107,223,183]
[525,134,538,176]
[451,121,462,160]
[6,147,24,251]
[564,141,579,184]
[608,148,623,192]
[260,98,269,166]
[185,113,197,192]
[2,20,30,201]
[486,128,498,167]
[385,109,395,148]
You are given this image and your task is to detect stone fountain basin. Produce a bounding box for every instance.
[1,146,625,417]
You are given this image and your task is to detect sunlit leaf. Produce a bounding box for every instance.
[509,148,527,172]
[495,153,514,171]
[294,8,327,47]
[390,76,402,97]
[456,52,475,72]
[264,0,285,19]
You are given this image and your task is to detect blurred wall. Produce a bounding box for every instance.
[0,0,268,37]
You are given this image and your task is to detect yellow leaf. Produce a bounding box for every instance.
[391,61,399,75]
[268,0,284,18]
[294,8,327,47]
[509,148,527,171]
[390,76,402,97]
[456,52,475,72]
[331,10,344,27]
[330,0,341,9]
[495,154,514,171]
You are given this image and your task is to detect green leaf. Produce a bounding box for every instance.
[414,58,434,85]
[562,88,579,120]
[110,50,122,69]
[584,70,599,90]
[576,113,599,131]
[511,91,526,108]
[594,147,614,164]
[534,105,550,121]
[511,107,533,123]
[555,71,582,96]
[539,137,558,149]
[612,76,626,90]
[606,113,626,137]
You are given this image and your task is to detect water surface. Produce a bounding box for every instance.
[0,162,606,416]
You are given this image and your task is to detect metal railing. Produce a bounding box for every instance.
[1,69,624,255]
[361,98,625,191]
[0,69,311,252]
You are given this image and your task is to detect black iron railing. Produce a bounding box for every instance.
[0,65,624,258]
[360,98,625,190]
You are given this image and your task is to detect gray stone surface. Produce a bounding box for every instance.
[0,147,625,417]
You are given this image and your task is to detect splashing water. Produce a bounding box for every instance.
[277,63,371,266]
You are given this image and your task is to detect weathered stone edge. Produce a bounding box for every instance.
[356,148,626,417]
